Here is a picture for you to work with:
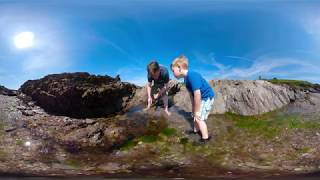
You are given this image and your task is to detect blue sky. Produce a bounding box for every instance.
[1,0,320,89]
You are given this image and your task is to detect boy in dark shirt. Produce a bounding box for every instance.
[145,61,171,116]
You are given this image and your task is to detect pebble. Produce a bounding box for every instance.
[85,118,96,124]
[294,167,304,171]
[4,126,16,132]
[22,110,34,116]
[27,102,35,107]
[32,109,43,114]
[17,106,27,110]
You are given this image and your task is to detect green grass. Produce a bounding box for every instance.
[119,127,179,151]
[120,139,137,151]
[16,139,23,145]
[267,78,313,89]
[146,117,168,135]
[225,112,320,138]
[297,147,311,154]
[179,137,189,145]
[160,128,177,137]
[0,122,5,139]
[65,159,84,169]
[139,135,159,143]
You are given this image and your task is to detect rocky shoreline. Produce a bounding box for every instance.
[0,72,320,178]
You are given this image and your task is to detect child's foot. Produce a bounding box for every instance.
[193,136,212,146]
[199,136,212,144]
[185,130,201,136]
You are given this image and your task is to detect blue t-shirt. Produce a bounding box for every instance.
[184,71,215,100]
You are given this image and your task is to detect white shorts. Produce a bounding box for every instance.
[199,98,214,121]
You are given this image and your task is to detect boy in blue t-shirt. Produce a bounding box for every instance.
[171,55,215,144]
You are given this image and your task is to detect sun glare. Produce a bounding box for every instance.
[14,31,35,49]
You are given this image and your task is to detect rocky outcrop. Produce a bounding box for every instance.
[174,80,309,116]
[19,72,136,118]
[211,80,306,115]
[17,72,315,117]
[0,85,17,96]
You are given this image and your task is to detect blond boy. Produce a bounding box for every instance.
[171,55,215,144]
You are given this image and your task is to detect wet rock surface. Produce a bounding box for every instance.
[19,72,136,118]
[0,94,171,176]
[0,78,320,178]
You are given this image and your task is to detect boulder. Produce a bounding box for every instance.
[0,85,17,96]
[19,72,136,118]
[173,80,308,116]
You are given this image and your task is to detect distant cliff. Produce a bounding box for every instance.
[133,79,320,116]
[0,85,17,96]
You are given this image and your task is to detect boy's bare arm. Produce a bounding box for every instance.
[144,82,153,109]
[189,92,194,113]
[147,82,152,98]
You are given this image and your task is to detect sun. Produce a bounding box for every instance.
[14,32,35,49]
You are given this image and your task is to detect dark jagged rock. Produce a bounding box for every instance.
[19,72,136,118]
[0,85,17,96]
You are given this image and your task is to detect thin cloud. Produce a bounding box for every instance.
[225,55,253,62]
[92,35,130,57]
[194,52,230,71]
[299,12,320,48]
[220,56,320,80]
[192,52,320,83]
[89,33,145,67]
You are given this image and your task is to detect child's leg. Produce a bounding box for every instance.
[161,94,171,116]
[197,98,213,139]
[193,120,200,132]
[196,120,209,139]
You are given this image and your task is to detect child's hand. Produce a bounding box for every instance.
[193,112,201,121]
[194,116,201,122]
[144,97,152,112]
[153,93,159,99]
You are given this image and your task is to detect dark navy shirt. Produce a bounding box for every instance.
[147,65,169,85]
[184,71,215,100]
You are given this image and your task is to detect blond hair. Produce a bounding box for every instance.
[171,55,189,70]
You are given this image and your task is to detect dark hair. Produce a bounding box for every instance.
[147,61,160,74]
